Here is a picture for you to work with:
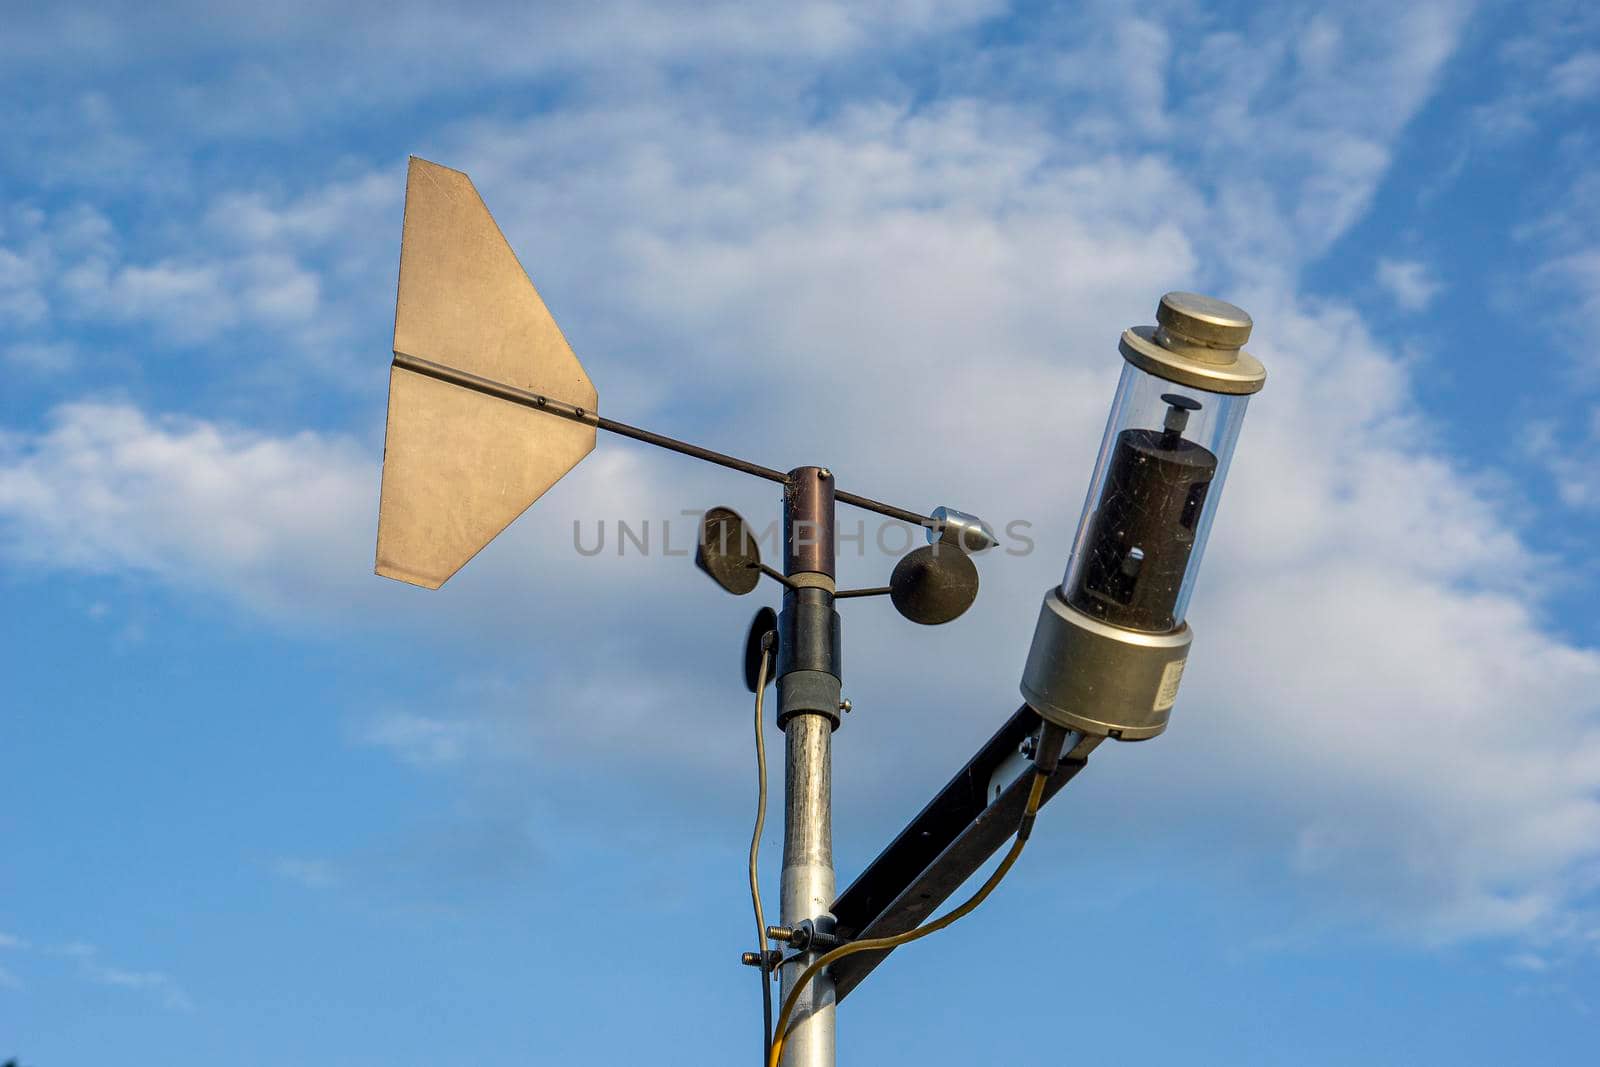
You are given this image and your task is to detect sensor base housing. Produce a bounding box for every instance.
[1020,586,1192,741]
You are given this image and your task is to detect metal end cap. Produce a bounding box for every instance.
[1020,586,1192,741]
[926,506,998,554]
[1120,328,1266,395]
[1118,292,1264,395]
[1158,292,1252,349]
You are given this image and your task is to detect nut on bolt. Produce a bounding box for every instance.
[786,923,815,951]
[741,949,782,969]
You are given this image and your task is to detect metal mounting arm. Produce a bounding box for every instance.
[826,706,1100,1003]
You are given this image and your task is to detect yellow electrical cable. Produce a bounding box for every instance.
[767,771,1049,1067]
[749,644,774,1062]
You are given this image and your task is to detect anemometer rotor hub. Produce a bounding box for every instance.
[784,467,837,580]
[777,467,844,731]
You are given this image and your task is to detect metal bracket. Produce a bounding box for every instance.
[826,705,1099,1002]
[767,918,844,954]
[740,949,784,970]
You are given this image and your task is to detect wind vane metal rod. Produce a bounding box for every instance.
[392,350,931,527]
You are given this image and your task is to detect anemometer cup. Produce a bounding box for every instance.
[889,545,980,626]
[696,507,763,596]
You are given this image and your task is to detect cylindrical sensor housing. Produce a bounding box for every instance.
[1023,292,1264,740]
[1062,362,1248,632]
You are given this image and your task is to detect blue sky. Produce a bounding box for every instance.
[4,1,1600,1063]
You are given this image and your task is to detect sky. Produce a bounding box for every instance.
[3,0,1600,1063]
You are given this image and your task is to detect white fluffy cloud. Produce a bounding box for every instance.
[1170,296,1600,942]
[5,0,1599,952]
[0,403,374,615]
[1526,405,1600,511]
[1377,257,1444,310]
[1472,3,1600,139]
[0,167,402,397]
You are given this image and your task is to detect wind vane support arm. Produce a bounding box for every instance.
[390,350,933,527]
[375,156,945,591]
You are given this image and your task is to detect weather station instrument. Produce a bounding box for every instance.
[374,157,1266,1067]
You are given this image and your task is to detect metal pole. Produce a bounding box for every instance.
[776,467,841,1067]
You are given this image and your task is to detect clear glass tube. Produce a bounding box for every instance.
[1060,361,1248,633]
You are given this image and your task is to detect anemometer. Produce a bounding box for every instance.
[375,157,1265,1067]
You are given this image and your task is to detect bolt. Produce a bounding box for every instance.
[839,699,852,714]
[818,468,832,479]
[766,925,797,944]
[1020,735,1038,759]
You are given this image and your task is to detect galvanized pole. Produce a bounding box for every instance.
[775,466,841,1067]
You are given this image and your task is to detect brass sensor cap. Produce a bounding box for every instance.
[1157,291,1252,350]
[1118,291,1266,395]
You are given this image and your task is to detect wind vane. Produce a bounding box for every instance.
[373,157,1266,1067]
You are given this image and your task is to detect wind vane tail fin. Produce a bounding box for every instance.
[376,157,598,589]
